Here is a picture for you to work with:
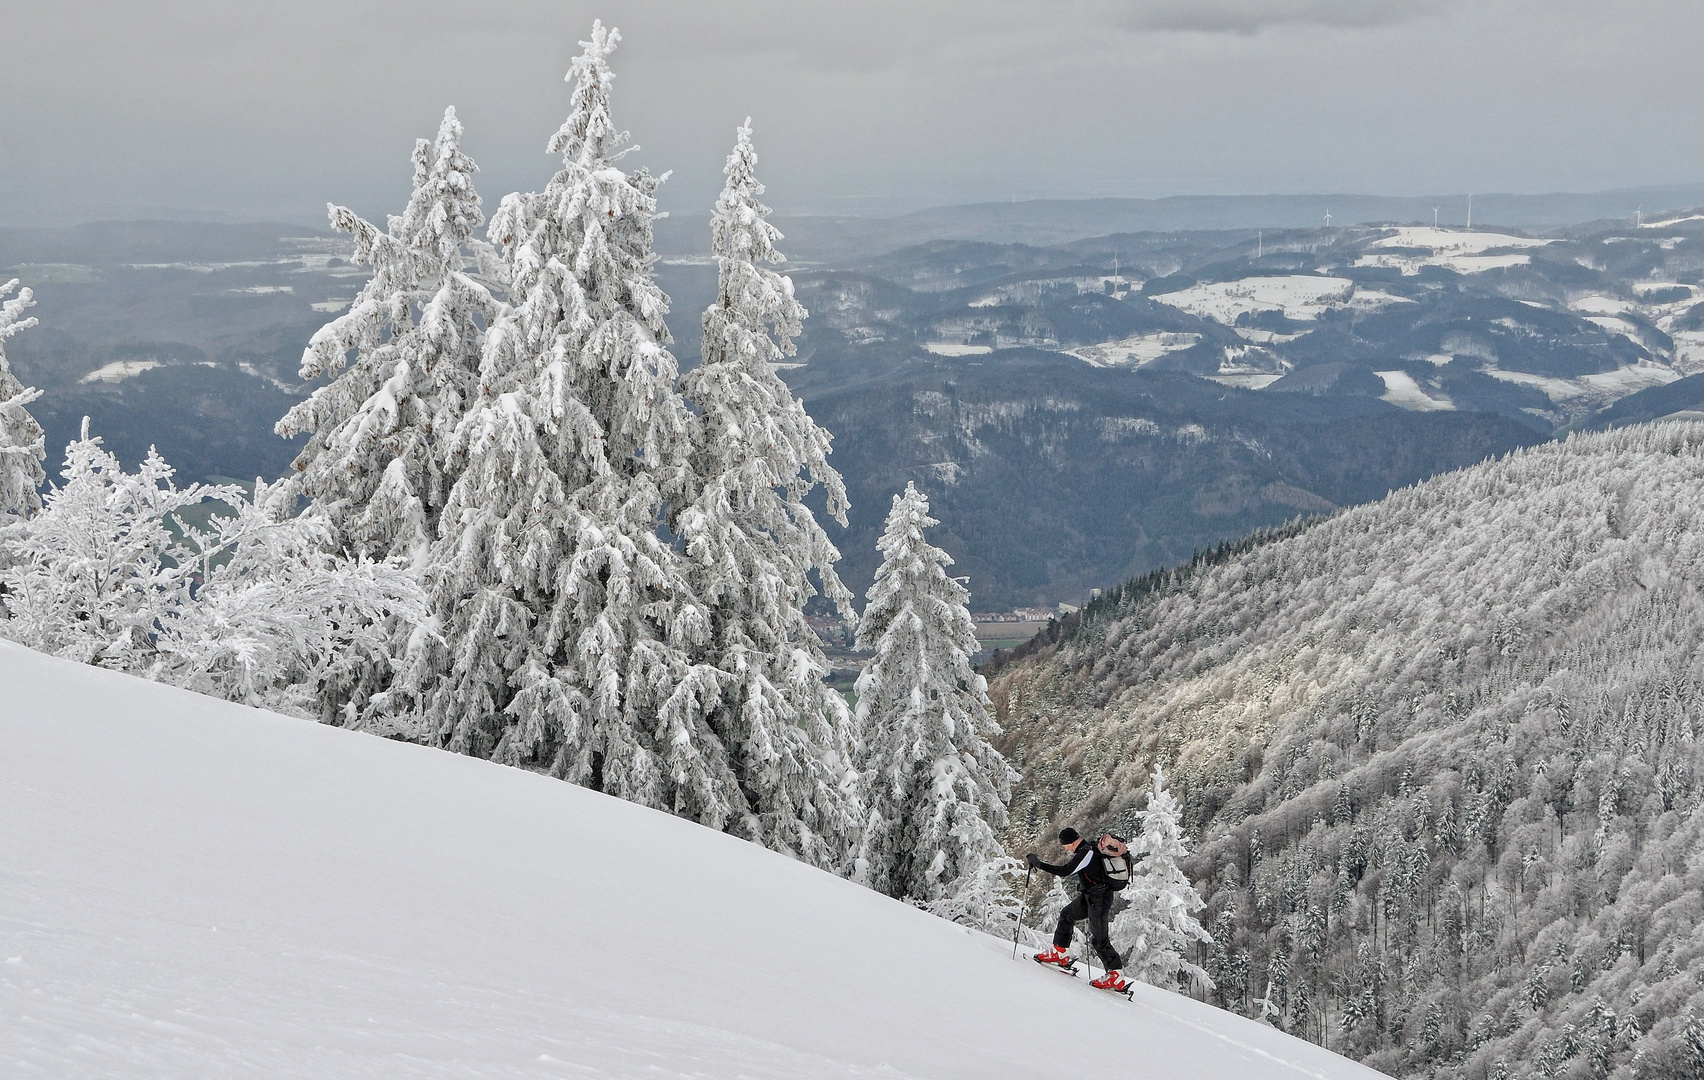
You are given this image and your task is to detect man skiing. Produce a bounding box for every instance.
[1028,827,1132,992]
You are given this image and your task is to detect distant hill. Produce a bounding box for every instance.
[902,185,1704,239]
[986,422,1704,1080]
[1582,371,1704,429]
[652,184,1704,263]
[796,352,1540,610]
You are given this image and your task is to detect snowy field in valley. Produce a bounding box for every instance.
[1152,275,1389,323]
[1068,331,1202,367]
[1354,226,1556,275]
[922,341,993,356]
[0,640,1384,1080]
[1374,370,1454,411]
[1371,226,1553,254]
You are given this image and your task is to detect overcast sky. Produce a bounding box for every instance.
[3,1,1701,227]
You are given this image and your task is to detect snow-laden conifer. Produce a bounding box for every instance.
[674,121,859,865]
[277,107,496,564]
[407,24,736,823]
[1112,765,1212,991]
[853,482,1014,901]
[0,279,45,526]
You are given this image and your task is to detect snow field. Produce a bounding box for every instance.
[77,359,161,384]
[1372,227,1553,254]
[1068,331,1201,368]
[923,341,993,356]
[1579,360,1679,397]
[1354,252,1531,275]
[0,641,1383,1080]
[1572,294,1634,315]
[1374,370,1454,411]
[1208,374,1286,389]
[1153,275,1396,324]
[1352,227,1555,276]
[1640,214,1704,228]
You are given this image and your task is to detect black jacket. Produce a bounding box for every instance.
[1029,844,1126,902]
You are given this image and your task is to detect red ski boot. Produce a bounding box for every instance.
[1091,968,1130,992]
[1034,945,1074,969]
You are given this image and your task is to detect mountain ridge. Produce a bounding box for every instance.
[988,421,1704,1078]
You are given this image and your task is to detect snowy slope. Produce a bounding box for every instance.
[0,640,1381,1079]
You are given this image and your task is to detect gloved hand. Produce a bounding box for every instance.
[1026,853,1040,868]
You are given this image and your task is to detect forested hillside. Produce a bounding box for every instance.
[989,422,1704,1079]
[800,355,1538,609]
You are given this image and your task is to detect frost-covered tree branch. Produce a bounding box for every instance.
[0,279,46,528]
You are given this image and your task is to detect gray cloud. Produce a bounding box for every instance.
[0,1,1699,228]
[1117,0,1446,34]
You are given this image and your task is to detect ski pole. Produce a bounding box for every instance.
[1011,865,1032,960]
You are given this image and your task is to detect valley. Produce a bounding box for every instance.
[11,205,1699,612]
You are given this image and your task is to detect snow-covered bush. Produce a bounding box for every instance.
[157,478,425,721]
[1,423,217,666]
[0,422,422,718]
[922,853,1029,943]
[854,482,1014,901]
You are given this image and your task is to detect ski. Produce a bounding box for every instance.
[1033,956,1080,977]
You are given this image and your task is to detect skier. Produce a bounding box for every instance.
[1028,827,1131,992]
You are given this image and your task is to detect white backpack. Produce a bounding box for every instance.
[1097,833,1131,890]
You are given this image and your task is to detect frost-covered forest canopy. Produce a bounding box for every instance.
[992,422,1704,1079]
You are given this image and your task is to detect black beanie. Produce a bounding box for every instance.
[1058,827,1081,845]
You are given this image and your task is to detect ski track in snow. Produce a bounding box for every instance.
[0,640,1385,1079]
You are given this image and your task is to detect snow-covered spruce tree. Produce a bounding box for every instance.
[853,482,1015,902]
[0,279,45,527]
[407,23,738,826]
[673,120,860,865]
[1112,765,1212,991]
[277,106,496,564]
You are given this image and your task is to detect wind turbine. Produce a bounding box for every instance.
[1257,230,1263,259]
[1433,206,1440,228]
[1467,193,1473,230]
[1324,209,1333,228]
[1637,205,1644,227]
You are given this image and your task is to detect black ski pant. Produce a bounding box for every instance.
[1053,892,1122,971]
